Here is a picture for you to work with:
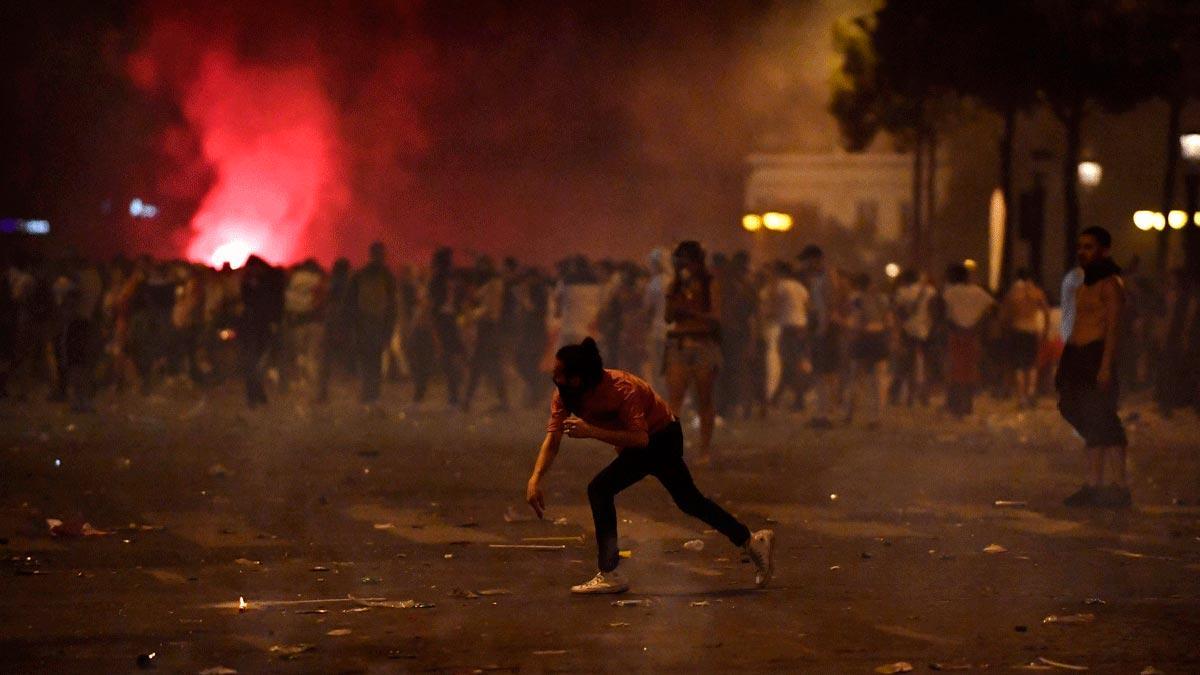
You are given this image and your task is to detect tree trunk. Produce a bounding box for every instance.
[999,106,1017,286]
[911,126,925,270]
[1061,103,1083,274]
[925,129,937,268]
[1159,96,1183,273]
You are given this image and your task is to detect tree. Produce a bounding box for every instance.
[1030,0,1161,272]
[829,4,957,269]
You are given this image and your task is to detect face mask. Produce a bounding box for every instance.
[556,381,586,415]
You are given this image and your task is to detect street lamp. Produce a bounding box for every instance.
[1077,160,1103,188]
[762,212,793,232]
[741,214,763,232]
[1179,133,1200,163]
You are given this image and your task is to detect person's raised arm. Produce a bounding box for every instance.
[526,431,562,518]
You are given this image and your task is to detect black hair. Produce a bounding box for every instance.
[798,245,824,261]
[555,337,604,388]
[1015,266,1031,281]
[946,263,968,284]
[673,240,705,264]
[1080,226,1112,249]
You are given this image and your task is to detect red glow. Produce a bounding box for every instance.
[175,51,346,268]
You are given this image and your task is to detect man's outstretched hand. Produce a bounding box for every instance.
[526,477,545,519]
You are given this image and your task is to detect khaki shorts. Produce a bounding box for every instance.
[665,336,722,373]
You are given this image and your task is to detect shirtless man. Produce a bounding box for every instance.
[525,337,774,594]
[1056,227,1129,508]
[1001,268,1049,408]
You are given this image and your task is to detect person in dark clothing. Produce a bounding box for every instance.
[315,258,353,403]
[429,247,465,406]
[462,256,510,412]
[349,242,398,405]
[717,251,757,419]
[524,337,775,594]
[513,268,550,407]
[131,261,177,395]
[239,255,285,408]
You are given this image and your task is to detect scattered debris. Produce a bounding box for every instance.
[829,565,841,571]
[1140,667,1164,675]
[233,558,261,568]
[477,588,511,596]
[929,662,973,671]
[861,552,873,560]
[532,650,567,656]
[994,500,1028,508]
[310,566,331,572]
[488,544,565,550]
[875,662,914,674]
[1014,625,1028,632]
[608,622,631,628]
[238,597,247,613]
[360,576,382,585]
[443,553,454,559]
[1099,548,1178,562]
[449,588,479,599]
[269,644,315,660]
[1083,597,1106,606]
[552,517,569,526]
[522,536,584,544]
[136,652,156,669]
[350,596,434,610]
[373,523,395,530]
[689,600,711,607]
[46,518,111,537]
[296,609,328,615]
[982,544,1007,554]
[619,550,632,559]
[325,628,352,636]
[1035,656,1088,670]
[198,668,237,675]
[612,599,651,607]
[829,493,838,501]
[683,539,705,552]
[1042,613,1095,625]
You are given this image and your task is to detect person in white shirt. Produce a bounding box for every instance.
[763,261,810,411]
[889,269,937,406]
[941,263,995,417]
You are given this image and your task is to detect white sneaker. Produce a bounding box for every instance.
[570,570,630,595]
[745,529,775,588]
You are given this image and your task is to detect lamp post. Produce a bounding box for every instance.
[1018,149,1051,285]
[1181,133,1200,278]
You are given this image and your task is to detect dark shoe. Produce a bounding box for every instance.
[1094,484,1132,509]
[1063,484,1097,507]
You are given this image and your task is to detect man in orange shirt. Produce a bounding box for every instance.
[525,337,775,594]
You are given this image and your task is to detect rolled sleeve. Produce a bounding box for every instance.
[546,391,567,433]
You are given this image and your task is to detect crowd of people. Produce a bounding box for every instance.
[0,236,1171,463]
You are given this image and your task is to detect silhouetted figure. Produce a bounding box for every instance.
[239,255,284,408]
[429,248,465,406]
[315,258,353,403]
[349,242,397,405]
[462,256,509,412]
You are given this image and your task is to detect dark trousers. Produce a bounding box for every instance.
[239,325,270,407]
[771,325,808,409]
[356,317,390,403]
[406,326,436,402]
[463,320,508,410]
[433,315,464,405]
[1056,341,1127,447]
[587,420,750,572]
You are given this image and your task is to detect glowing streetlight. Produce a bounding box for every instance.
[1134,210,1163,231]
[963,258,978,271]
[741,214,763,232]
[762,212,793,232]
[884,262,900,279]
[1077,161,1102,188]
[1180,133,1200,162]
[1168,210,1189,229]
